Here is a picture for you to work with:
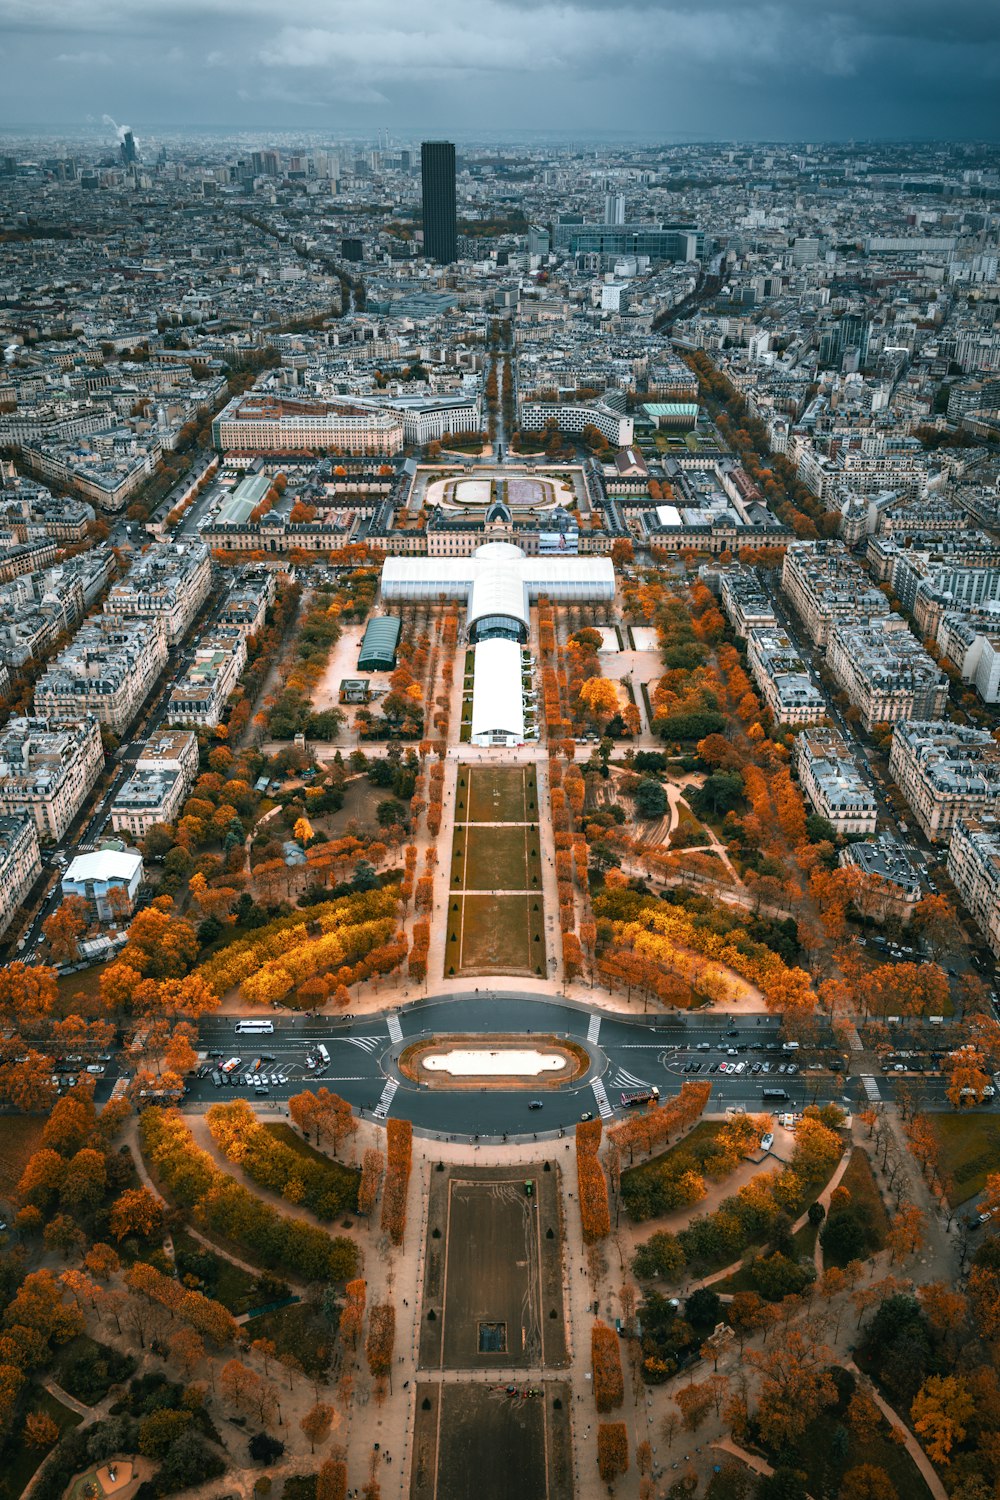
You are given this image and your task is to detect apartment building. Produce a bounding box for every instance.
[34,614,168,734]
[105,540,212,646]
[746,626,826,725]
[719,566,777,639]
[795,726,878,836]
[519,399,634,447]
[827,615,948,732]
[0,715,103,842]
[780,540,890,647]
[912,568,1000,638]
[888,720,1000,842]
[947,816,1000,961]
[839,833,922,916]
[0,813,42,938]
[218,569,276,638]
[211,395,404,456]
[166,627,246,727]
[110,728,199,839]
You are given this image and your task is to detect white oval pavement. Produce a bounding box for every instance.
[423,1048,564,1076]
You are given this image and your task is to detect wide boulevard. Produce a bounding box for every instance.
[180,994,956,1139]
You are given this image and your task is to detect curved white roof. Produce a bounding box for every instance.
[380,544,615,617]
[470,638,525,745]
[467,551,529,634]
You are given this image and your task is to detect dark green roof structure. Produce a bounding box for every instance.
[358,614,401,671]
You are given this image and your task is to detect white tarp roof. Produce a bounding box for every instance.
[381,543,614,614]
[471,638,525,745]
[64,850,143,885]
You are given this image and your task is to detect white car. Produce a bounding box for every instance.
[760,1133,774,1152]
[718,1061,729,1074]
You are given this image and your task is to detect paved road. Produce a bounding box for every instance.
[190,997,861,1138]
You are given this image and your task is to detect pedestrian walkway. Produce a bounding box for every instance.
[844,1361,947,1500]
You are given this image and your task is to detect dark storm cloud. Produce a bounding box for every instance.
[0,0,996,137]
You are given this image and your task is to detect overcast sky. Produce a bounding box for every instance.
[1,0,998,141]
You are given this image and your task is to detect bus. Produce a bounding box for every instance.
[235,1020,274,1035]
[762,1087,789,1100]
[621,1087,660,1108]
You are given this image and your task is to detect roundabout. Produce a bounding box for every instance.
[191,994,851,1140]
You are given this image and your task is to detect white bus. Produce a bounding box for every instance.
[235,1019,274,1035]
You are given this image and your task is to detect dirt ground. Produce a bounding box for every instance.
[411,1381,573,1500]
[452,823,539,891]
[447,893,545,977]
[464,765,537,823]
[419,1164,567,1371]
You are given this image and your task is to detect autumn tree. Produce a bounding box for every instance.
[911,1374,974,1465]
[42,896,89,963]
[365,1303,395,1382]
[840,1466,899,1500]
[597,1422,629,1485]
[358,1148,385,1218]
[24,1411,60,1449]
[301,1401,335,1453]
[109,1187,164,1242]
[592,1321,625,1412]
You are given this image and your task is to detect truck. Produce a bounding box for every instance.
[620,1086,660,1108]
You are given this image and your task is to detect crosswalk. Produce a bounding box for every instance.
[345,1035,383,1054]
[590,1078,613,1120]
[387,1015,403,1044]
[373,1078,398,1119]
[587,1015,601,1045]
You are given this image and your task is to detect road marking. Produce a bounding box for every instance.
[860,1075,882,1102]
[345,1035,383,1054]
[373,1078,398,1119]
[587,1015,601,1044]
[611,1067,650,1089]
[387,1014,403,1044]
[591,1078,613,1120]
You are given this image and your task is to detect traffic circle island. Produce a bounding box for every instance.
[398,1033,591,1089]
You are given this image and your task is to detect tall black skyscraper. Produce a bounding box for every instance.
[120,130,137,167]
[421,141,457,265]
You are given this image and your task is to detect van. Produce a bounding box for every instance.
[696,1042,711,1052]
[211,1071,222,1087]
[316,1044,330,1065]
[782,1042,800,1052]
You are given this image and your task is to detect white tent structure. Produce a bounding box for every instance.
[380,541,616,749]
[381,542,614,644]
[470,638,525,746]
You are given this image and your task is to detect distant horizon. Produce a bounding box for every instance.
[1,126,997,147]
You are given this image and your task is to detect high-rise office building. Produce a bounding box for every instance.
[120,130,137,167]
[421,141,457,264]
[604,192,626,225]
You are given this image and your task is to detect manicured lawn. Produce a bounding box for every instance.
[791,1219,819,1259]
[0,1387,81,1500]
[769,1391,933,1500]
[931,1112,1000,1206]
[242,1300,334,1379]
[54,963,107,1016]
[447,894,545,978]
[172,1228,261,1315]
[621,1120,725,1187]
[452,824,540,891]
[0,1114,47,1199]
[821,1147,889,1267]
[264,1122,360,1210]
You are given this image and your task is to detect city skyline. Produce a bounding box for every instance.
[0,0,998,140]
